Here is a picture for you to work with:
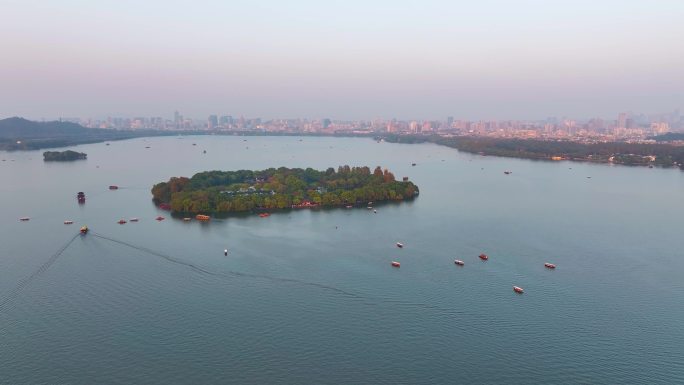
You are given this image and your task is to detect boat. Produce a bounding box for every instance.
[391,261,401,267]
[19,217,30,221]
[396,242,404,248]
[513,286,524,294]
[544,263,556,269]
[129,218,139,222]
[373,209,377,213]
[258,213,271,218]
[504,171,512,175]
[77,192,86,203]
[479,253,488,261]
[411,163,416,166]
[196,214,210,221]
[183,217,191,221]
[64,220,73,225]
[156,216,165,221]
[117,219,127,224]
[454,259,465,266]
[367,206,373,209]
[345,205,353,209]
[80,225,88,234]
[109,185,119,190]
[159,203,171,210]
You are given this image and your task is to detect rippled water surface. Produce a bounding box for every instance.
[1,136,683,384]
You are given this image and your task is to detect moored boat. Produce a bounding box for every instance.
[544,263,556,269]
[513,286,524,294]
[183,217,191,222]
[454,259,465,266]
[479,253,488,261]
[196,214,210,221]
[258,213,270,218]
[391,261,401,267]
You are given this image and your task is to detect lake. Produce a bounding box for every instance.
[1,135,683,384]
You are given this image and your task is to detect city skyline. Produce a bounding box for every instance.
[2,1,683,120]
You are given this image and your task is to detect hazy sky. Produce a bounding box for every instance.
[1,0,682,120]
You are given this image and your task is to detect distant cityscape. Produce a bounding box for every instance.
[57,109,683,143]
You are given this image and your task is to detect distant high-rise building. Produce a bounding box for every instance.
[208,115,218,129]
[219,115,233,126]
[447,116,454,127]
[322,118,331,129]
[617,112,628,128]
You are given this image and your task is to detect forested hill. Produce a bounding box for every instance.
[0,117,164,150]
[152,166,419,214]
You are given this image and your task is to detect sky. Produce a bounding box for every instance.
[1,0,683,121]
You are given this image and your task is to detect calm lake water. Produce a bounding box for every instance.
[1,136,683,384]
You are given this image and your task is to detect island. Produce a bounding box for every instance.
[43,150,87,161]
[151,166,419,214]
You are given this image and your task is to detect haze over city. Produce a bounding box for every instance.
[2,0,683,121]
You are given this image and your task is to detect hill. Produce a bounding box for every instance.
[0,117,170,150]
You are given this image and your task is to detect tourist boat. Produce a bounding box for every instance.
[19,217,30,221]
[479,253,488,261]
[117,219,127,224]
[183,217,191,222]
[396,242,404,248]
[129,218,139,222]
[454,259,465,266]
[109,185,119,190]
[544,263,556,269]
[258,213,270,218]
[80,225,88,234]
[64,220,73,225]
[156,216,165,221]
[513,286,524,294]
[196,214,210,221]
[77,192,86,203]
[391,261,401,267]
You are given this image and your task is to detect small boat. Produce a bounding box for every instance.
[454,259,465,266]
[411,163,416,166]
[224,249,228,256]
[64,220,73,225]
[544,263,556,269]
[513,286,524,294]
[109,185,119,190]
[373,209,377,213]
[203,150,207,154]
[479,253,488,261]
[19,217,30,221]
[345,205,353,209]
[77,191,86,203]
[183,217,191,222]
[80,225,88,234]
[504,171,512,175]
[192,143,197,146]
[156,216,165,221]
[391,261,401,267]
[145,146,150,149]
[117,219,127,224]
[196,214,210,221]
[258,213,270,218]
[367,206,373,209]
[129,218,139,222]
[396,242,404,248]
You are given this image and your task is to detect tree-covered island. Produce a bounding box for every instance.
[43,150,87,161]
[152,166,419,214]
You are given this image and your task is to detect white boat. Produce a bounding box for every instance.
[454,259,464,266]
[396,242,404,248]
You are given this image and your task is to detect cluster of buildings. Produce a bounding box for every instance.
[67,109,682,143]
